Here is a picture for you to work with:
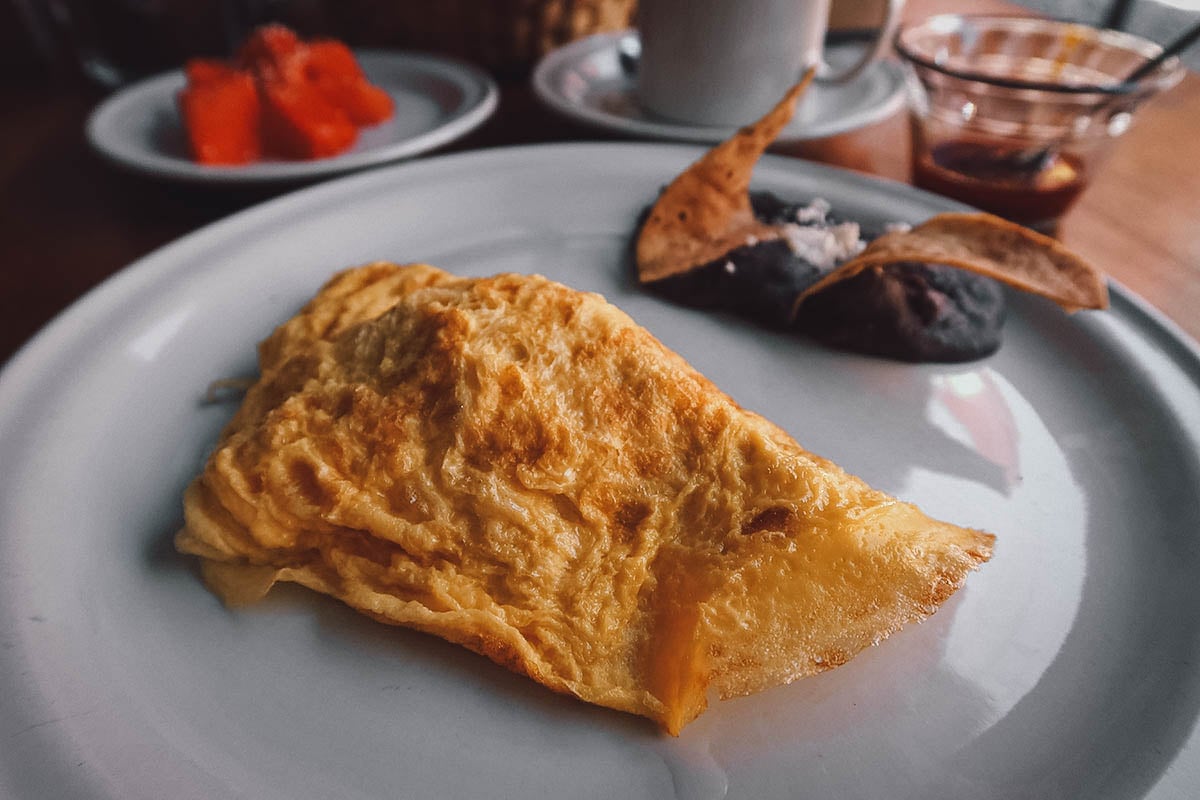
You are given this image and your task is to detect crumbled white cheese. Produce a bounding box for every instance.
[744,234,759,246]
[781,220,865,269]
[723,260,736,274]
[885,221,913,234]
[794,198,832,224]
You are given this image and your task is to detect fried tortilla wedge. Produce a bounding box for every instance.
[177,262,993,734]
[792,212,1110,317]
[633,79,1107,343]
[635,69,816,284]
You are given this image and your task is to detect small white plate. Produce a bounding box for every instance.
[532,31,907,142]
[85,50,499,185]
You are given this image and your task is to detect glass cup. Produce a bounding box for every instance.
[895,14,1185,233]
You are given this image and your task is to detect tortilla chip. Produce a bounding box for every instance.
[793,212,1109,317]
[635,69,816,283]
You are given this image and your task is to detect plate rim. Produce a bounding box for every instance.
[531,29,908,143]
[83,49,500,185]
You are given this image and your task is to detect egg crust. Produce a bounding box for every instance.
[176,262,993,734]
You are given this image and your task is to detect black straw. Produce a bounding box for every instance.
[1123,18,1200,85]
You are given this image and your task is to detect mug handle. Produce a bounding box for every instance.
[817,0,904,84]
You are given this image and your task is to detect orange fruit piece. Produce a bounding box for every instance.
[178,62,261,165]
[259,78,358,160]
[236,23,304,82]
[304,40,394,126]
[179,25,391,165]
[185,58,240,85]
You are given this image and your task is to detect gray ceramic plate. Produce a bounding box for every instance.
[86,50,498,184]
[2,144,1198,799]
[532,31,906,142]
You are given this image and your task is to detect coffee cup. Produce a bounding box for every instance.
[636,0,903,127]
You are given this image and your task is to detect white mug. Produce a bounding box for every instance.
[637,0,904,127]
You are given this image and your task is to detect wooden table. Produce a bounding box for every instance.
[2,0,1198,365]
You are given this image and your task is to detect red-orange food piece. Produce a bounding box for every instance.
[305,40,394,126]
[179,24,393,165]
[178,68,261,165]
[185,58,240,86]
[304,39,363,80]
[259,79,358,160]
[236,23,304,82]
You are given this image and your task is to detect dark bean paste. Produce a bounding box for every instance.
[638,192,1006,363]
[795,261,1005,363]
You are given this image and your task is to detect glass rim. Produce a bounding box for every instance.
[894,14,1184,96]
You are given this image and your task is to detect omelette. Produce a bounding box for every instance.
[177,262,993,734]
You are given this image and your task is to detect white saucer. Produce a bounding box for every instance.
[532,30,907,143]
[86,50,499,185]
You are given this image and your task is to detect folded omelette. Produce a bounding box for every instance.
[176,262,993,734]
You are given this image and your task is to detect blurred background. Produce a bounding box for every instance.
[3,0,1197,92]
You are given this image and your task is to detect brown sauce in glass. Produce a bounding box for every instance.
[913,139,1087,230]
